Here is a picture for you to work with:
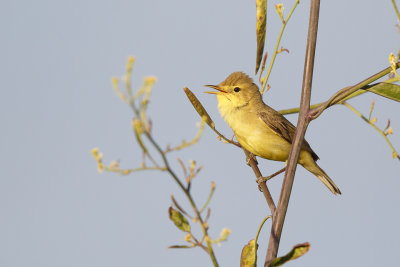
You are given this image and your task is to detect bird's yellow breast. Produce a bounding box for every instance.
[218,98,292,162]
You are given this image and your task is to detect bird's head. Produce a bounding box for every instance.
[205,72,261,111]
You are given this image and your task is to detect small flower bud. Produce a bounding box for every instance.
[184,233,192,242]
[275,3,284,19]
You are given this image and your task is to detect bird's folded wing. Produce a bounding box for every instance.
[257,108,319,161]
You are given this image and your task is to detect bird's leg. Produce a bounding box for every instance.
[256,167,286,189]
[246,152,258,166]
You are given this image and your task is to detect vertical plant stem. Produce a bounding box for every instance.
[265,0,320,265]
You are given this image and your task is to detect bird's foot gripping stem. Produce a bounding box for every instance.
[256,167,286,190]
[246,152,258,166]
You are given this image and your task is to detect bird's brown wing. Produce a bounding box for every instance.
[257,106,319,161]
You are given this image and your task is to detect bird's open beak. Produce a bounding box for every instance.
[204,85,227,95]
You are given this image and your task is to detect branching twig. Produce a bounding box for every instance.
[144,132,219,266]
[94,58,220,267]
[164,119,206,153]
[274,63,400,119]
[309,63,400,120]
[342,101,399,160]
[260,0,300,94]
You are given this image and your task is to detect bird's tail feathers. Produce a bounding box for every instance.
[315,168,341,195]
[302,158,341,195]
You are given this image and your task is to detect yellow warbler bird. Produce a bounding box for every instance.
[205,72,341,195]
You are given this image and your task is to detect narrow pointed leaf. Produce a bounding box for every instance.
[240,239,258,267]
[168,245,192,249]
[168,207,191,233]
[255,0,267,74]
[366,83,400,102]
[269,242,310,267]
[183,87,215,128]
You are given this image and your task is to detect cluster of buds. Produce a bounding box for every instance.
[91,147,104,173]
[275,3,285,23]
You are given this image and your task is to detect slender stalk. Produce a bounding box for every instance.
[110,61,220,265]
[342,102,400,160]
[278,102,325,115]
[278,62,400,116]
[260,0,300,94]
[200,183,216,214]
[164,119,206,153]
[127,86,219,266]
[392,0,400,20]
[309,63,400,120]
[256,216,272,243]
[265,0,320,265]
[119,166,166,174]
[145,132,219,266]
[278,87,370,115]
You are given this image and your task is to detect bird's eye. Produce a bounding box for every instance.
[234,87,241,92]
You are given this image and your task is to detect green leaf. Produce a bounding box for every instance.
[366,83,400,102]
[183,87,215,128]
[269,242,310,267]
[255,0,267,74]
[168,207,191,233]
[240,239,258,267]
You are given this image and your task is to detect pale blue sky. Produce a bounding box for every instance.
[1,1,399,266]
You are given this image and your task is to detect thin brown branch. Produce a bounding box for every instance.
[242,148,276,214]
[265,0,320,265]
